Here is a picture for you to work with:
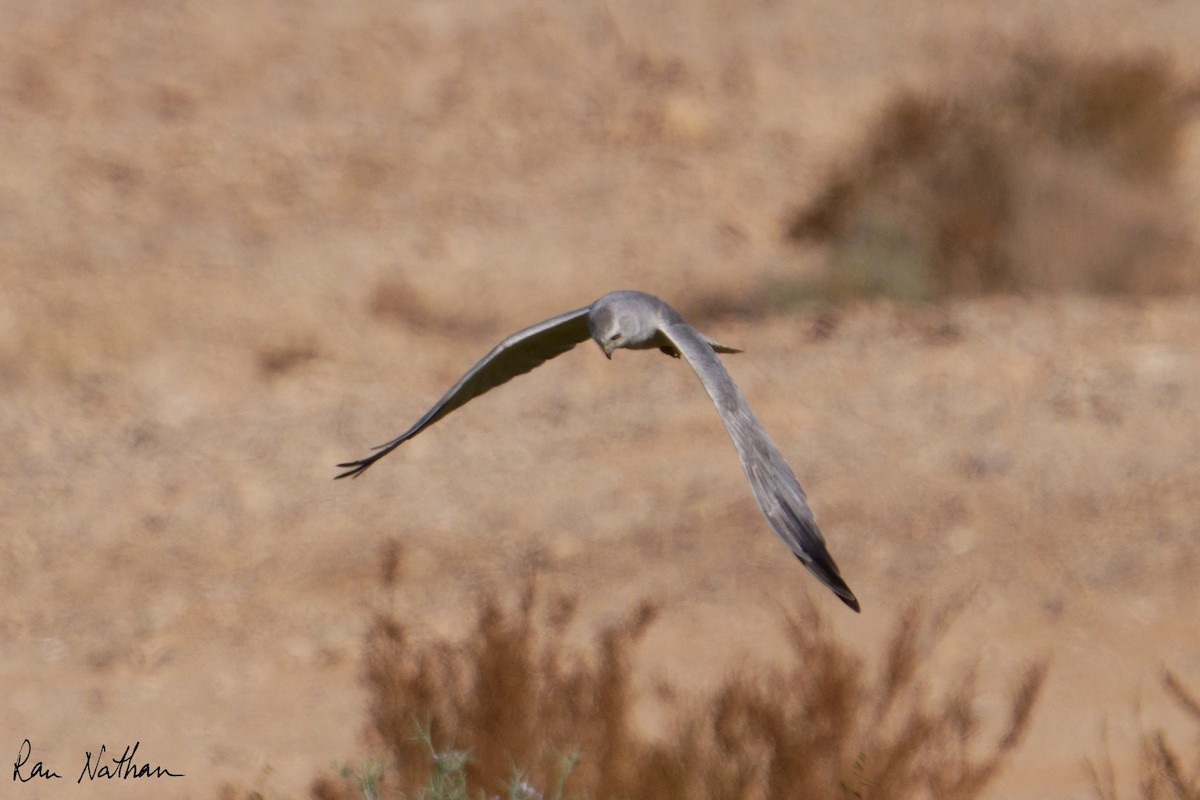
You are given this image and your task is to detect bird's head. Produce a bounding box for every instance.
[588,294,657,359]
[597,327,624,359]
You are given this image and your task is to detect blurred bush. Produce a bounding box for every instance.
[304,554,1045,800]
[1088,670,1200,800]
[787,49,1199,300]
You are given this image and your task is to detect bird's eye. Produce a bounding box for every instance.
[610,332,622,342]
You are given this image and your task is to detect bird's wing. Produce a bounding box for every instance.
[660,321,860,612]
[336,305,593,479]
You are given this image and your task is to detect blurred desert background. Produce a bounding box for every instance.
[3,1,1200,798]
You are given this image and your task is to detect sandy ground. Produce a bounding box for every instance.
[3,2,1200,798]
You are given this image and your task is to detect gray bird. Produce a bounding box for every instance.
[337,290,859,612]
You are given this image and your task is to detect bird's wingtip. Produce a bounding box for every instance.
[780,504,860,613]
[823,567,861,612]
[334,461,368,480]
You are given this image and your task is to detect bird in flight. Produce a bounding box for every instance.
[337,290,859,612]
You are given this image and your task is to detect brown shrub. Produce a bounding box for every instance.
[309,549,1046,800]
[787,48,1198,300]
[1088,671,1200,800]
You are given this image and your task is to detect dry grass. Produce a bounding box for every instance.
[786,47,1198,301]
[306,550,1046,800]
[1088,672,1200,800]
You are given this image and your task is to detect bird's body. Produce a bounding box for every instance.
[338,290,859,612]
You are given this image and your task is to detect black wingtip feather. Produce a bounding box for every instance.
[334,460,372,480]
[842,589,862,614]
[777,501,860,612]
[336,439,403,479]
[796,552,860,612]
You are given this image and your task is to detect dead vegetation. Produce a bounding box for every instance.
[304,547,1046,800]
[1088,671,1200,800]
[786,48,1199,301]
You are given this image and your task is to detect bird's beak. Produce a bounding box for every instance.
[601,341,614,359]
